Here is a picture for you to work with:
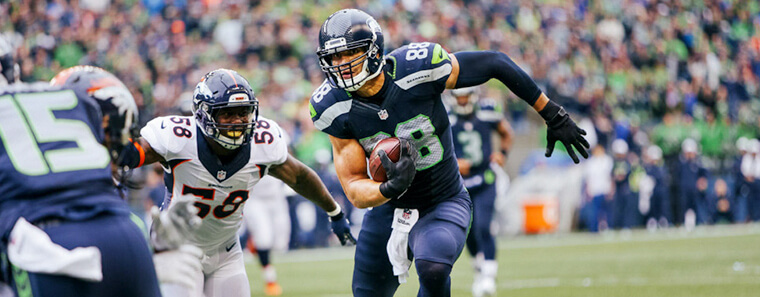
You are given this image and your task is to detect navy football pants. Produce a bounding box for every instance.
[6,213,161,297]
[352,192,471,297]
[465,183,497,260]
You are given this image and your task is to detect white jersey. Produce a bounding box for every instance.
[141,115,288,251]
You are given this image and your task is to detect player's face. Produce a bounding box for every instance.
[215,106,253,138]
[330,48,366,79]
[455,95,469,107]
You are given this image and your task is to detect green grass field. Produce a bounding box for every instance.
[245,224,760,297]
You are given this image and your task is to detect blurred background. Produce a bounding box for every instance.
[3,0,760,295]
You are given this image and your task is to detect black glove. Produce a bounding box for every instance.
[329,211,356,246]
[378,138,417,199]
[539,101,590,164]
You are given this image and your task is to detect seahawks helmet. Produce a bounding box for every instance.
[448,86,479,115]
[50,65,140,162]
[317,9,385,92]
[192,69,259,150]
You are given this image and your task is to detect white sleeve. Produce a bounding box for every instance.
[140,117,171,158]
[254,118,289,166]
[140,116,195,160]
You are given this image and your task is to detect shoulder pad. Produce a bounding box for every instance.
[386,42,452,91]
[252,116,289,165]
[475,99,504,122]
[309,80,354,138]
[140,116,196,158]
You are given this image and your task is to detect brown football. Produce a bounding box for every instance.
[368,137,401,182]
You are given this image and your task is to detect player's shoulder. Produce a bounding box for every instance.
[475,98,504,122]
[309,79,351,112]
[251,116,289,165]
[1,82,65,96]
[386,42,453,91]
[309,79,352,132]
[141,115,197,156]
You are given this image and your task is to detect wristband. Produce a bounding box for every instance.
[326,204,342,217]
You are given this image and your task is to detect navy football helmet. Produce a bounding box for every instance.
[50,65,140,162]
[447,86,479,115]
[317,9,385,91]
[192,69,259,150]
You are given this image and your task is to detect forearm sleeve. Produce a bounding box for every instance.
[453,51,542,106]
[117,140,145,168]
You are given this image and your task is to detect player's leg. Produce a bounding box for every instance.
[245,198,281,295]
[470,184,497,297]
[352,204,399,297]
[410,192,472,297]
[9,213,161,297]
[203,238,250,297]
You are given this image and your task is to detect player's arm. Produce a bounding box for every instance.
[268,154,356,245]
[445,51,590,163]
[328,136,391,208]
[118,138,166,168]
[268,154,340,213]
[491,119,514,167]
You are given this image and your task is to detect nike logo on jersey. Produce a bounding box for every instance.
[225,242,237,252]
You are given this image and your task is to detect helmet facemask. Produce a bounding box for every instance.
[194,87,259,150]
[318,40,382,92]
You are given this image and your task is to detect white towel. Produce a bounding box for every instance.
[7,218,103,282]
[386,208,419,283]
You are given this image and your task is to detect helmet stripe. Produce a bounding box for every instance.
[223,69,238,88]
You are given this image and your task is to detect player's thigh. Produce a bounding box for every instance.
[203,243,250,297]
[352,204,398,296]
[409,192,472,265]
[25,214,160,297]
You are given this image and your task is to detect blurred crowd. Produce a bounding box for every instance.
[3,0,759,231]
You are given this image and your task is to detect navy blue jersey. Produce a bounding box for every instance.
[310,42,464,209]
[450,99,503,179]
[0,82,128,239]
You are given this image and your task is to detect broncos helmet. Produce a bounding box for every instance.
[192,69,259,150]
[0,34,20,86]
[447,86,479,115]
[317,9,385,92]
[50,65,140,162]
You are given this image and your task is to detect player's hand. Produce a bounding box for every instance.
[153,244,203,292]
[151,195,202,251]
[378,138,417,199]
[329,211,356,246]
[543,106,589,164]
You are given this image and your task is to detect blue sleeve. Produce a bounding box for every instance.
[453,51,542,106]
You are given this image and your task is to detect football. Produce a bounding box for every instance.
[368,137,402,182]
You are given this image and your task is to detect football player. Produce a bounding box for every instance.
[0,62,162,295]
[242,175,292,296]
[309,9,588,297]
[118,68,356,297]
[447,86,513,297]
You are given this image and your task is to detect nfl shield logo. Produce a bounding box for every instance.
[402,209,412,220]
[217,170,226,180]
[378,109,389,120]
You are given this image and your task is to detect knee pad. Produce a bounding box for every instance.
[415,260,451,294]
[412,226,463,264]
